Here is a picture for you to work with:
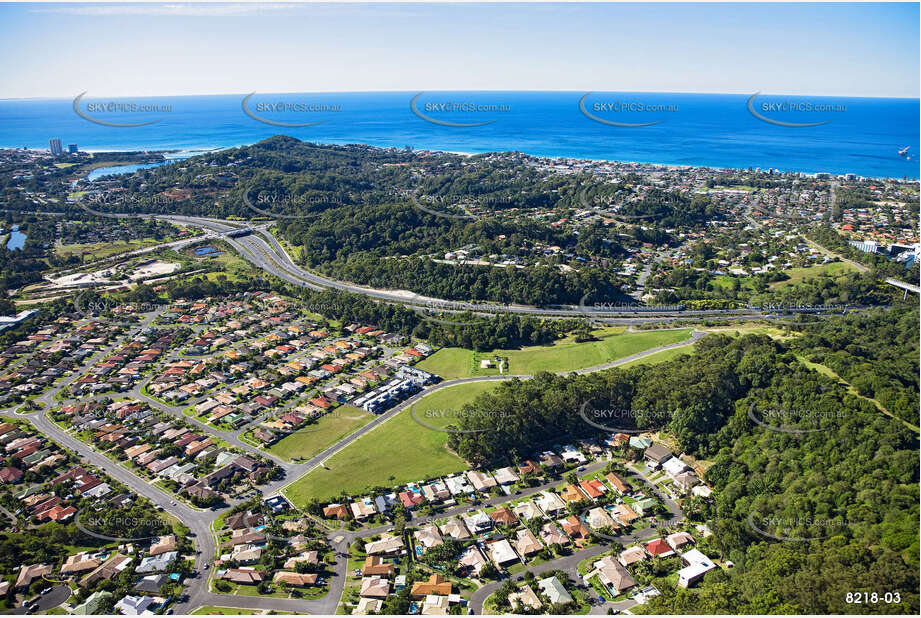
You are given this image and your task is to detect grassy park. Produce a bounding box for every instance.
[416,327,692,379]
[267,405,374,462]
[284,381,499,504]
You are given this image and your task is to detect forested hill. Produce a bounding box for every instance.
[75,136,721,306]
[444,306,919,614]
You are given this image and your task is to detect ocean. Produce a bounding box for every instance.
[1,91,918,179]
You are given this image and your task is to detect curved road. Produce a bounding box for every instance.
[3,305,704,614]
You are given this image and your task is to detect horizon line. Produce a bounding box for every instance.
[2,89,920,102]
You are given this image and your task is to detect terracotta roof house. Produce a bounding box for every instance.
[560,515,590,544]
[560,484,588,503]
[411,574,452,599]
[645,538,674,557]
[323,503,350,520]
[273,571,318,587]
[362,556,395,577]
[0,466,24,483]
[517,460,541,476]
[579,479,606,500]
[605,472,629,494]
[489,506,519,527]
[221,568,263,584]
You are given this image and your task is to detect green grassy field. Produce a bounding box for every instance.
[617,344,695,368]
[770,261,858,288]
[284,381,499,505]
[55,238,163,261]
[416,327,692,379]
[267,405,374,462]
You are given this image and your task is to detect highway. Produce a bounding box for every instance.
[61,204,918,320]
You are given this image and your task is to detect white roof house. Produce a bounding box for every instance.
[662,456,690,478]
[536,491,566,515]
[113,595,155,615]
[492,466,520,485]
[677,549,717,588]
[486,538,519,566]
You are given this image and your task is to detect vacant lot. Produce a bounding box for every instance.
[267,405,374,462]
[770,261,857,288]
[284,381,499,504]
[617,344,695,368]
[55,239,163,261]
[417,327,692,379]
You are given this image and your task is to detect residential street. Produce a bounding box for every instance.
[1,291,697,614]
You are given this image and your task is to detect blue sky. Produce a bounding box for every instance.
[1,2,918,99]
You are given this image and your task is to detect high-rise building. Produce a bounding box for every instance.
[67,144,78,154]
[49,138,63,155]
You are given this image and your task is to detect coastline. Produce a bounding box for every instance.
[46,140,917,183]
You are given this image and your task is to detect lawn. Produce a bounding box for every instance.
[284,381,499,505]
[416,328,692,379]
[267,405,375,462]
[617,345,694,368]
[770,261,858,288]
[55,238,164,261]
